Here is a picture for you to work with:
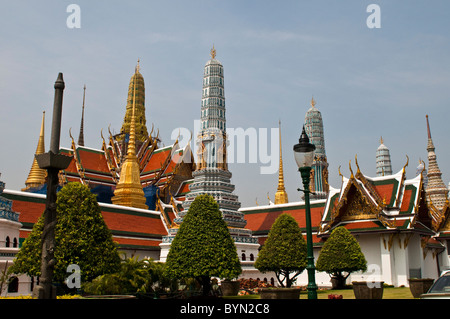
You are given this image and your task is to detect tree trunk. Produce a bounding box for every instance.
[200,276,211,296]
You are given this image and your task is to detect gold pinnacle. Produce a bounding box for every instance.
[210,45,216,59]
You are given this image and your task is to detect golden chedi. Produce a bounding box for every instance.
[111,66,148,209]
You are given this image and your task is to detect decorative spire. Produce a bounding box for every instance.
[111,76,148,209]
[127,79,137,157]
[275,120,288,204]
[376,136,392,176]
[78,85,86,146]
[118,61,148,152]
[23,111,47,191]
[304,97,329,199]
[426,114,434,151]
[425,115,448,210]
[210,45,216,59]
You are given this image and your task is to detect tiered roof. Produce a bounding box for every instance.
[242,200,326,246]
[318,156,434,236]
[3,189,166,251]
[243,155,449,252]
[60,136,193,202]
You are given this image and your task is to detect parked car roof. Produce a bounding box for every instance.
[421,273,450,299]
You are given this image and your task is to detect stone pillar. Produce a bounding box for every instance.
[380,235,393,286]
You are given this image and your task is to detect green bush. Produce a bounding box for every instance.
[254,213,307,288]
[316,226,367,288]
[165,194,241,296]
[83,256,176,295]
[9,182,121,289]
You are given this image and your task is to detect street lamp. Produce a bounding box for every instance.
[293,125,318,300]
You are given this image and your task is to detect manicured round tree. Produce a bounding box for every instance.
[10,182,121,289]
[165,194,241,296]
[316,226,367,289]
[254,213,307,288]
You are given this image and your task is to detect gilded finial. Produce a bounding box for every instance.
[210,45,216,59]
[135,59,140,73]
[402,155,409,173]
[311,96,316,108]
[349,160,354,178]
[355,154,361,174]
[380,136,383,145]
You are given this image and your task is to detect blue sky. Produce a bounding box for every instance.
[0,1,449,207]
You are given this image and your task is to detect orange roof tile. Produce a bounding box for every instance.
[76,148,111,174]
[141,147,172,174]
[243,202,325,234]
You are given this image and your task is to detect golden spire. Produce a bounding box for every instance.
[274,120,288,204]
[127,79,138,158]
[23,111,47,191]
[210,45,216,59]
[111,75,148,209]
[311,96,316,108]
[118,60,148,147]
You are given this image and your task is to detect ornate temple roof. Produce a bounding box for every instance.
[24,60,194,207]
[3,189,166,251]
[242,200,326,246]
[318,156,436,236]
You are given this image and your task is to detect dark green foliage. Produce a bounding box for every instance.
[83,256,176,295]
[165,194,241,295]
[254,213,307,287]
[9,182,121,287]
[316,226,367,288]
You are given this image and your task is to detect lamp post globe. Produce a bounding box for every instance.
[293,125,318,299]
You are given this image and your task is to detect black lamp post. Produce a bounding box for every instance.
[33,73,72,299]
[293,126,318,300]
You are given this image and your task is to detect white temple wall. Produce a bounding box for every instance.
[348,234,385,284]
[407,235,422,279]
[422,249,439,280]
[391,234,409,287]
